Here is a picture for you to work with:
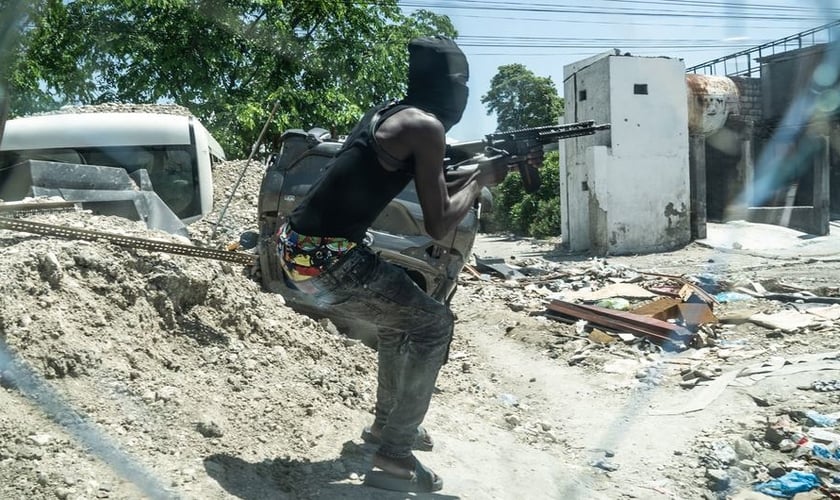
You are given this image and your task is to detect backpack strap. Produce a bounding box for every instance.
[369,101,414,172]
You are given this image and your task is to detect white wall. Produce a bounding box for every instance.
[563,54,691,254]
[562,53,612,252]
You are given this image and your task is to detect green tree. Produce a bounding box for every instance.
[492,151,561,238]
[4,1,455,156]
[481,64,564,237]
[0,0,29,139]
[481,63,564,131]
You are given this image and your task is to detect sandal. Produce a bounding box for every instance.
[360,425,434,452]
[363,454,443,493]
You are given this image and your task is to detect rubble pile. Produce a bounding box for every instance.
[459,249,840,498]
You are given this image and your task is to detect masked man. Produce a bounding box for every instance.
[278,35,504,493]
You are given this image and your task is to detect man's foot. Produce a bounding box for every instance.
[360,424,434,451]
[363,452,443,493]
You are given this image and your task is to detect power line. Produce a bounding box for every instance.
[392,1,838,62]
[457,35,777,46]
[400,0,838,16]
[399,1,834,21]
[446,12,819,30]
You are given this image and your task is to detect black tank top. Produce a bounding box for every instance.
[289,102,414,243]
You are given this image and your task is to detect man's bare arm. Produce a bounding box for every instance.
[376,109,483,240]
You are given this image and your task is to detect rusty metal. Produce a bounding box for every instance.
[546,299,693,349]
[686,74,740,136]
[0,201,78,216]
[0,217,257,265]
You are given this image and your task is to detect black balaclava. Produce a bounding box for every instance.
[403,36,469,132]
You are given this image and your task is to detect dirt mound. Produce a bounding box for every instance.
[0,161,378,499]
[33,103,193,117]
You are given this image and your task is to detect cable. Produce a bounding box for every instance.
[397,0,838,17]
[398,1,832,21]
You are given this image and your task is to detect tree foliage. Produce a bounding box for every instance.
[492,151,561,238]
[481,63,564,131]
[482,64,564,237]
[4,0,455,156]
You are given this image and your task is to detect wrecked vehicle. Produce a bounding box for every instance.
[0,110,226,235]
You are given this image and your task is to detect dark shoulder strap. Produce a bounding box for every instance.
[369,101,414,172]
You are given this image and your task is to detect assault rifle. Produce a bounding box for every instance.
[445,120,610,193]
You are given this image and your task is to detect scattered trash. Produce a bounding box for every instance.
[616,333,637,342]
[802,379,840,392]
[498,393,519,407]
[705,468,731,492]
[802,304,840,321]
[736,285,840,305]
[595,297,630,310]
[749,310,820,332]
[474,256,525,279]
[808,428,840,445]
[587,329,616,344]
[804,410,838,427]
[812,444,840,461]
[589,458,619,472]
[752,470,821,497]
[562,283,656,302]
[630,293,717,330]
[715,291,753,303]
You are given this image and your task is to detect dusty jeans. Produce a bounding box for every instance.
[291,245,454,458]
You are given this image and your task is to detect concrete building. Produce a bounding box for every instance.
[562,51,692,255]
[688,34,838,236]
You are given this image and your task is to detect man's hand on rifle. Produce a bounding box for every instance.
[511,145,545,194]
[475,154,510,186]
[514,145,545,169]
[444,153,510,191]
[444,166,475,192]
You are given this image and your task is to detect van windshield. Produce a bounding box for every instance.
[0,144,200,219]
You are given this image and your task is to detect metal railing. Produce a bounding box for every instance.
[686,19,840,77]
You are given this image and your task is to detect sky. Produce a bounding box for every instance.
[399,0,840,141]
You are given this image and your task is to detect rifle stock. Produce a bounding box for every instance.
[446,120,610,193]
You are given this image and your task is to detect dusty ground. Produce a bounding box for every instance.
[1,158,839,500]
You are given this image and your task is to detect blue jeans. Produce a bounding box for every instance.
[291,245,454,458]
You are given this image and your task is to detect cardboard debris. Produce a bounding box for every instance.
[807,428,840,444]
[473,256,525,279]
[651,352,840,414]
[561,283,657,302]
[740,356,786,377]
[649,369,741,415]
[737,286,840,305]
[749,310,821,331]
[463,263,491,281]
[678,283,718,306]
[806,304,840,321]
[588,329,616,344]
[631,297,682,316]
[631,297,718,328]
[718,309,758,325]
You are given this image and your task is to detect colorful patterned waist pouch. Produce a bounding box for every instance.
[276,222,357,284]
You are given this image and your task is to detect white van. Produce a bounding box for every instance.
[0,112,226,223]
